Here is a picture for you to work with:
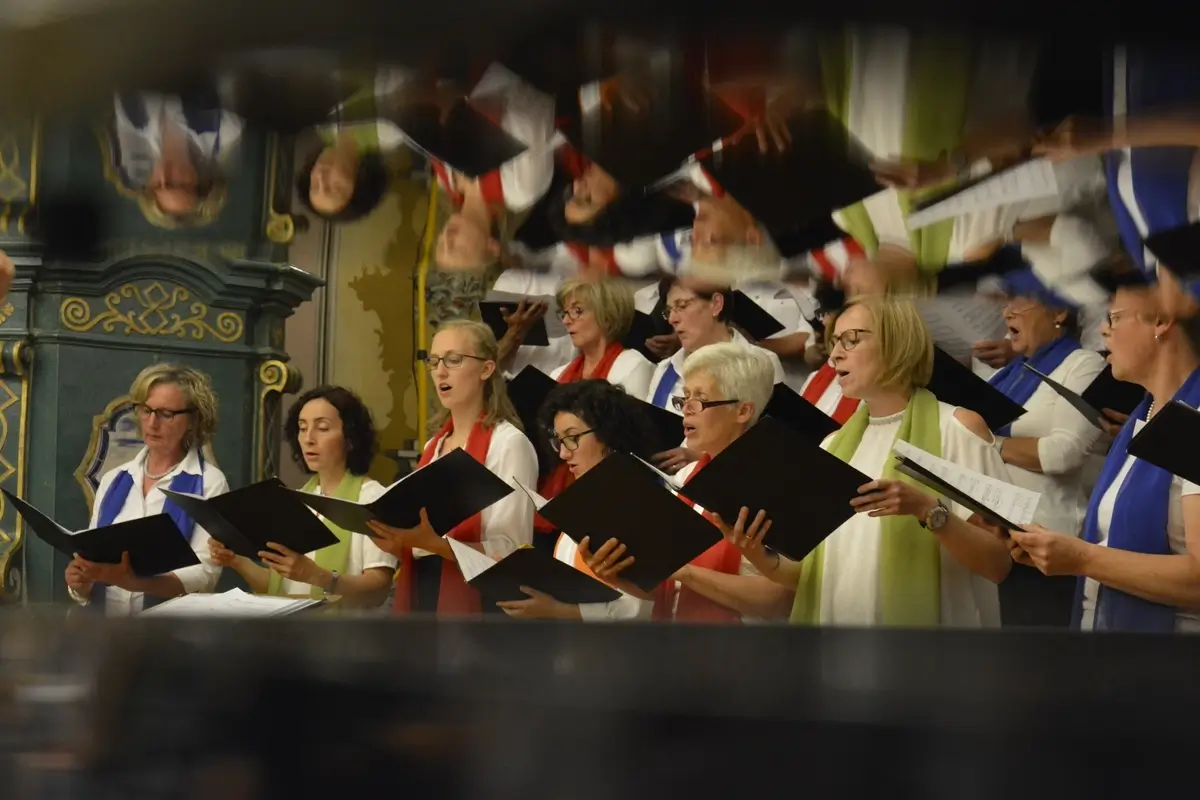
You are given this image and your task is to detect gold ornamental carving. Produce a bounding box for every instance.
[59,282,245,343]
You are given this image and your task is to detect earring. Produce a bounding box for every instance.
[1155,333,1162,341]
[1055,322,1062,329]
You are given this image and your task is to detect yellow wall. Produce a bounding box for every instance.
[326,166,426,484]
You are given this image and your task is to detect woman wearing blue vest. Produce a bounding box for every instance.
[65,364,227,615]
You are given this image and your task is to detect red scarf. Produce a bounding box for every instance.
[802,363,860,425]
[430,161,507,210]
[392,416,494,617]
[651,454,743,623]
[534,343,626,534]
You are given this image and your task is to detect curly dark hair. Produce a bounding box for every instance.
[285,385,379,476]
[295,149,389,223]
[537,379,658,462]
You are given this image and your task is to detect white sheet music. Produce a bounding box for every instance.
[484,290,566,337]
[632,455,681,492]
[917,296,1008,362]
[906,159,1060,230]
[514,479,549,510]
[140,588,322,618]
[447,537,499,583]
[892,440,1040,525]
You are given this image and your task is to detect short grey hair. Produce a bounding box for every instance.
[681,342,775,424]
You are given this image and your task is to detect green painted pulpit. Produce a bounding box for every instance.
[0,110,322,605]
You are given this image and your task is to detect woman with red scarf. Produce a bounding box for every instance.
[588,342,796,622]
[532,279,654,546]
[368,320,538,617]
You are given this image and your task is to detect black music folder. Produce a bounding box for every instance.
[928,347,1026,432]
[386,100,528,178]
[1128,400,1200,485]
[480,292,560,347]
[727,290,787,341]
[506,366,559,475]
[1022,362,1145,430]
[675,416,867,561]
[1145,222,1200,279]
[290,448,514,537]
[557,71,744,189]
[763,383,841,442]
[637,394,685,454]
[160,479,339,560]
[448,539,620,605]
[536,452,722,592]
[696,108,878,243]
[620,310,661,361]
[2,489,200,576]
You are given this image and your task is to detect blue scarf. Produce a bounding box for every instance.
[651,362,681,412]
[987,336,1080,435]
[88,452,205,612]
[1104,45,1198,275]
[1073,367,1200,632]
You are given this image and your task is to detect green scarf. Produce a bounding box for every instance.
[317,72,391,152]
[266,472,363,600]
[790,387,945,626]
[819,30,977,273]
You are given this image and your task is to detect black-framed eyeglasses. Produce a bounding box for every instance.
[424,352,488,370]
[549,429,594,452]
[557,306,586,321]
[670,396,739,414]
[827,328,872,352]
[137,405,194,422]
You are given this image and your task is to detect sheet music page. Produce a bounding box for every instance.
[632,455,681,493]
[141,588,319,618]
[446,537,499,582]
[514,480,549,510]
[483,290,566,337]
[906,159,1060,230]
[917,297,1008,361]
[892,440,1040,525]
[1022,363,1103,426]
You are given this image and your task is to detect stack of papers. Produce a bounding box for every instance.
[140,588,323,618]
[917,296,1008,363]
[906,158,1060,230]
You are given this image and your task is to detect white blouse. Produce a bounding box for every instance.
[798,365,855,420]
[552,534,652,621]
[71,448,227,616]
[275,478,397,597]
[550,349,655,400]
[815,402,1005,627]
[1082,415,1200,633]
[420,421,537,558]
[646,329,785,413]
[1003,348,1107,535]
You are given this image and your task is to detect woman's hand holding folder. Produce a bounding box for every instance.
[850,479,937,520]
[579,537,654,601]
[72,551,136,591]
[495,587,577,620]
[367,509,444,559]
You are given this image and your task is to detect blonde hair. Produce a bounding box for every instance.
[681,342,775,425]
[129,363,219,452]
[829,295,934,391]
[137,181,228,229]
[429,319,522,434]
[556,278,636,342]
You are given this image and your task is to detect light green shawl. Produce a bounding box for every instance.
[266,472,363,600]
[819,30,976,273]
[790,388,945,626]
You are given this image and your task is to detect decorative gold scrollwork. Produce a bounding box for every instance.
[264,133,296,245]
[59,282,245,343]
[256,359,302,480]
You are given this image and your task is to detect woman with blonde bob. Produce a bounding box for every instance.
[66,363,228,614]
[548,278,654,396]
[725,296,1013,627]
[369,319,538,617]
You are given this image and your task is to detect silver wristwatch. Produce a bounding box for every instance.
[921,501,950,532]
[325,570,340,596]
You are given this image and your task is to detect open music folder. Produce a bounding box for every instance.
[762,383,842,442]
[906,158,1060,230]
[140,588,325,617]
[384,98,529,178]
[1127,400,1200,485]
[533,452,722,593]
[726,290,786,342]
[917,295,1008,363]
[480,290,565,347]
[928,347,1027,432]
[290,448,514,538]
[1022,363,1146,430]
[160,479,340,560]
[2,488,200,576]
[673,416,868,562]
[447,538,619,605]
[891,440,1041,531]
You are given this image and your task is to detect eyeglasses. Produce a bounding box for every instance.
[137,405,193,422]
[670,396,739,414]
[424,352,488,370]
[549,429,594,452]
[661,297,704,319]
[557,306,586,321]
[827,328,872,352]
[1106,309,1134,328]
